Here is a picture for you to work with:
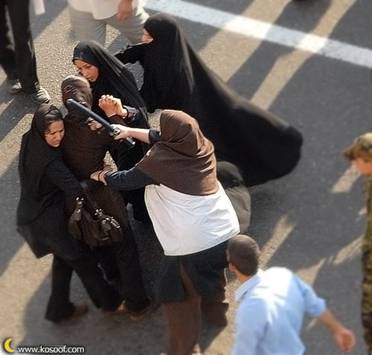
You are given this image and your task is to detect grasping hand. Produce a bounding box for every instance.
[90,165,113,185]
[111,124,132,140]
[99,95,127,117]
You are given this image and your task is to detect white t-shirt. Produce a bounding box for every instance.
[145,183,240,256]
[68,0,140,20]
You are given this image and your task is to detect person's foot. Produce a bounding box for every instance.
[6,79,22,94]
[29,87,51,104]
[128,302,159,321]
[53,303,89,323]
[103,302,129,315]
[71,303,89,318]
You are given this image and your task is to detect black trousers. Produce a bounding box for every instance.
[45,254,122,322]
[93,229,150,312]
[0,0,39,93]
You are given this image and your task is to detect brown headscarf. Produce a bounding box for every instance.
[137,110,218,195]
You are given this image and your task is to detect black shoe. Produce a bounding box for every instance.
[6,79,22,94]
[29,87,50,104]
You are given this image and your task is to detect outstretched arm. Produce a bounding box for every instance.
[111,124,151,144]
[294,274,355,353]
[115,43,146,64]
[90,166,154,190]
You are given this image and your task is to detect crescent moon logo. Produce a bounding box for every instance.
[2,337,15,353]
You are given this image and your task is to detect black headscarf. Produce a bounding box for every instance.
[72,40,148,128]
[17,104,64,225]
[116,13,303,186]
[142,15,194,113]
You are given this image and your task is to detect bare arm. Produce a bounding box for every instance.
[112,124,150,144]
[117,0,134,20]
[317,309,355,352]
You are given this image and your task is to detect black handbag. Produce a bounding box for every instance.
[68,184,122,246]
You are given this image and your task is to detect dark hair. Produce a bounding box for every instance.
[32,103,63,138]
[44,110,63,131]
[227,235,260,276]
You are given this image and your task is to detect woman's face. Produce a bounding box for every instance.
[44,120,65,147]
[74,59,99,82]
[142,29,154,44]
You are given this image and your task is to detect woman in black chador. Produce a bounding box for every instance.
[116,13,304,186]
[72,40,150,222]
[16,104,123,322]
[60,75,151,318]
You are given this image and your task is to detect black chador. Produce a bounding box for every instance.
[72,41,150,222]
[116,14,303,186]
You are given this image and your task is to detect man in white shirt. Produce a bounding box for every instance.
[67,0,148,46]
[227,235,355,355]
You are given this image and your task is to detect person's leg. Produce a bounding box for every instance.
[111,228,150,313]
[362,244,372,354]
[201,269,229,327]
[71,254,123,312]
[93,245,121,284]
[45,255,76,322]
[0,1,17,80]
[105,6,149,44]
[45,253,123,322]
[188,241,229,327]
[6,0,39,93]
[68,6,107,46]
[162,265,202,355]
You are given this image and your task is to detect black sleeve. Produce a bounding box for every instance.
[45,159,83,196]
[106,166,155,191]
[149,129,160,145]
[115,44,145,64]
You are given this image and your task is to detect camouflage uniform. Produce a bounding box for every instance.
[344,133,372,353]
[363,178,372,354]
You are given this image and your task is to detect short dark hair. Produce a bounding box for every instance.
[344,133,372,162]
[227,235,260,276]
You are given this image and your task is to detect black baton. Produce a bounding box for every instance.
[65,98,135,147]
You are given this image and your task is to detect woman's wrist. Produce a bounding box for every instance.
[97,170,107,184]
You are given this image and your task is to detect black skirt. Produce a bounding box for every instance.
[18,202,85,260]
[156,241,228,303]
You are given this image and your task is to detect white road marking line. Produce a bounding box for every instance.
[331,165,360,194]
[260,215,295,266]
[144,0,372,68]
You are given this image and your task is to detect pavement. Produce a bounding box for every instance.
[0,0,370,354]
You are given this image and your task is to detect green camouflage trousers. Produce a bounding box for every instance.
[363,219,372,354]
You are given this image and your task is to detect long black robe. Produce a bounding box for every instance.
[17,104,83,258]
[116,13,303,186]
[72,41,150,221]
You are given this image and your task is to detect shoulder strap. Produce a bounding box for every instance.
[80,180,101,211]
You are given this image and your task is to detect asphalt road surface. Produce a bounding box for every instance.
[0,0,370,354]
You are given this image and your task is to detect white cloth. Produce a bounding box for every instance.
[68,0,140,20]
[145,183,240,256]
